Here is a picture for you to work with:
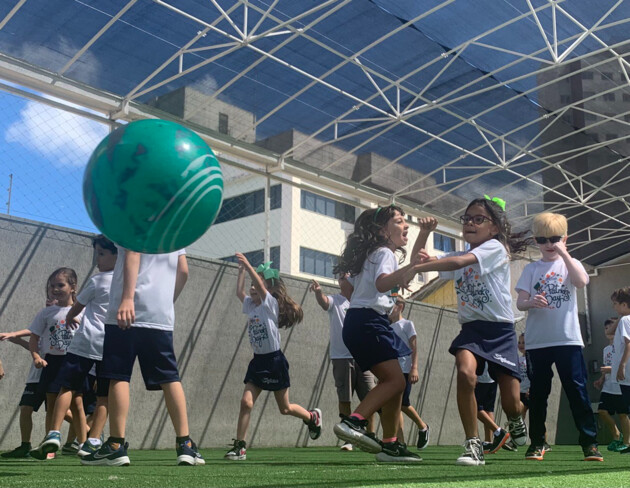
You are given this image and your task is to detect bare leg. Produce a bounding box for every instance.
[598,410,620,441]
[44,393,58,433]
[108,380,129,438]
[273,388,311,421]
[361,360,405,439]
[161,382,189,437]
[496,373,523,418]
[339,401,351,417]
[88,397,108,440]
[477,410,499,442]
[619,414,630,445]
[19,406,34,443]
[455,350,479,439]
[50,388,73,432]
[71,393,88,443]
[236,383,262,441]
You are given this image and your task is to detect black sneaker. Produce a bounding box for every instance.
[176,439,205,466]
[456,437,485,466]
[543,442,552,452]
[583,445,603,462]
[485,428,510,454]
[507,416,527,446]
[1,443,31,458]
[305,408,322,440]
[80,441,130,466]
[502,438,518,452]
[525,445,544,461]
[224,439,246,461]
[333,415,382,454]
[375,441,422,462]
[416,425,430,450]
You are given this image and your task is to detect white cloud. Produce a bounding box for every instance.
[5,100,108,168]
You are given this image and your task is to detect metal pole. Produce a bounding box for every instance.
[6,173,12,214]
[264,174,270,263]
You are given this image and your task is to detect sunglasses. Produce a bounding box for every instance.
[534,236,563,244]
[459,214,493,225]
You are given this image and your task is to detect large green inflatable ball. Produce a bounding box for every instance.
[83,119,224,253]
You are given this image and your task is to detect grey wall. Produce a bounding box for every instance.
[0,215,563,449]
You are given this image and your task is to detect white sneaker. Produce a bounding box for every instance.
[507,416,528,446]
[340,442,353,451]
[456,438,485,466]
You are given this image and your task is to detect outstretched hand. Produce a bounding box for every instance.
[309,280,321,293]
[418,217,438,232]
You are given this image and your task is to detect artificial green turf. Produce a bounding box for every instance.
[0,446,628,488]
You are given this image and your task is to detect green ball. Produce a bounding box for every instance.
[83,119,224,253]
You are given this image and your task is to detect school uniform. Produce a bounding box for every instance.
[516,257,597,448]
[440,239,520,380]
[242,291,290,391]
[343,247,411,372]
[599,344,627,415]
[612,316,630,409]
[100,248,185,390]
[475,364,497,412]
[19,363,46,411]
[390,318,417,407]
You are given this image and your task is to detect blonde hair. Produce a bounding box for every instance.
[532,212,568,237]
[263,276,304,328]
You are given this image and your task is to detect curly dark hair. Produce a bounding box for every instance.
[334,205,406,277]
[466,198,529,254]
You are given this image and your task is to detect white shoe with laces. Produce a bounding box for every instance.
[507,416,528,446]
[456,437,485,466]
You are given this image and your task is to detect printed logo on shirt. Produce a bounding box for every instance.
[48,320,73,352]
[455,268,491,310]
[247,315,269,349]
[533,271,570,309]
[604,348,613,366]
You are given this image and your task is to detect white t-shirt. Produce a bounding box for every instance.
[519,355,530,393]
[516,258,587,349]
[106,247,186,331]
[243,292,282,355]
[68,271,113,361]
[612,316,630,387]
[439,239,514,324]
[348,247,398,315]
[602,344,621,395]
[390,318,416,374]
[326,294,352,360]
[28,305,75,356]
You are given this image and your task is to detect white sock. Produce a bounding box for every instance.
[88,437,101,446]
[48,430,60,436]
[493,428,502,437]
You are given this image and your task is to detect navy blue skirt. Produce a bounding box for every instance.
[343,308,412,373]
[449,320,521,381]
[244,350,291,391]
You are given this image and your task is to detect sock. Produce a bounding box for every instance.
[493,428,502,437]
[382,437,397,444]
[418,427,427,432]
[107,437,124,445]
[176,435,191,444]
[87,437,101,446]
[349,413,365,421]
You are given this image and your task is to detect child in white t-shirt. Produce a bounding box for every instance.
[388,297,430,450]
[30,235,117,460]
[225,255,321,461]
[516,212,600,462]
[310,275,376,451]
[82,247,203,467]
[594,318,629,452]
[611,287,630,454]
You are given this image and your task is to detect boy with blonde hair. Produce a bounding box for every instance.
[515,212,601,461]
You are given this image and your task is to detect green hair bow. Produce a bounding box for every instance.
[256,261,279,285]
[484,195,506,211]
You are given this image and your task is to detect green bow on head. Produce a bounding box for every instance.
[484,195,506,211]
[256,261,280,285]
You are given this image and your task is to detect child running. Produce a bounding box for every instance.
[225,255,321,461]
[404,196,528,465]
[388,297,430,449]
[611,288,630,454]
[332,204,424,463]
[475,364,509,454]
[30,235,117,459]
[81,247,203,466]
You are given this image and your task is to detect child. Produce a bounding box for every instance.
[611,287,630,454]
[594,318,629,452]
[81,247,203,466]
[332,205,425,463]
[475,364,508,454]
[388,297,430,449]
[404,197,528,466]
[30,235,117,459]
[309,275,377,451]
[225,255,322,461]
[516,212,601,462]
[517,333,530,420]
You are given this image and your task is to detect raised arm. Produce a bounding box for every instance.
[118,250,141,329]
[309,280,329,311]
[174,254,189,303]
[395,252,479,292]
[0,329,32,342]
[411,217,438,257]
[553,241,588,289]
[236,253,267,299]
[236,261,247,303]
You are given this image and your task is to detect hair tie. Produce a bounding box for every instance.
[256,261,279,286]
[484,195,506,211]
[373,204,396,222]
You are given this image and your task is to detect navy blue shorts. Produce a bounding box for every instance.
[100,325,180,391]
[19,383,46,411]
[55,353,109,397]
[402,373,412,407]
[342,308,412,373]
[600,391,630,415]
[475,382,498,412]
[244,350,291,391]
[449,321,520,381]
[38,354,68,395]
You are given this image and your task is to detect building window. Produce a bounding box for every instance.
[434,233,456,253]
[623,94,630,102]
[406,215,414,222]
[215,185,281,224]
[582,72,593,80]
[300,190,355,223]
[602,72,613,80]
[221,246,280,270]
[218,112,229,135]
[300,247,338,278]
[603,93,615,102]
